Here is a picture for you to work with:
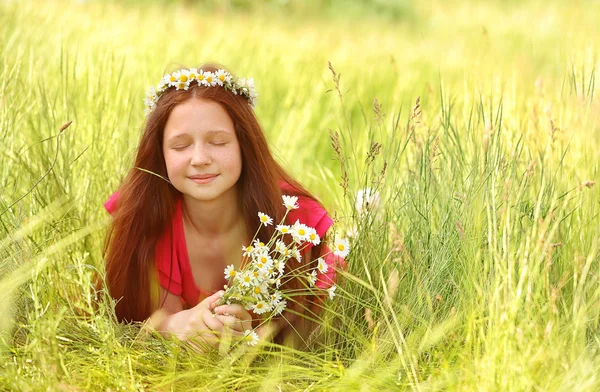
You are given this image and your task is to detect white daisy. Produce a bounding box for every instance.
[270,290,282,304]
[251,282,269,297]
[333,238,350,258]
[292,249,302,263]
[355,187,381,216]
[188,68,199,81]
[275,240,287,254]
[328,285,337,300]
[252,240,268,253]
[282,195,299,210]
[174,80,190,90]
[272,300,287,315]
[243,329,259,346]
[224,264,237,280]
[242,245,255,257]
[307,270,317,287]
[252,301,270,315]
[291,221,310,243]
[239,272,254,288]
[307,228,321,246]
[276,225,291,235]
[258,212,273,226]
[178,69,191,83]
[317,257,328,274]
[166,72,178,86]
[203,71,217,86]
[196,69,206,84]
[214,69,232,86]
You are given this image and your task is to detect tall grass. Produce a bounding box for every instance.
[1,0,599,390]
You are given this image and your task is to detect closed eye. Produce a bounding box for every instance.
[172,144,190,151]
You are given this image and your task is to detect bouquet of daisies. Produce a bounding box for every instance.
[218,195,349,346]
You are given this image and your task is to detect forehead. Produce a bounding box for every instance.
[163,98,235,140]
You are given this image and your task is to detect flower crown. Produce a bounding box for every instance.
[144,68,258,116]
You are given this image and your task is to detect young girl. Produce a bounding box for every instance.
[103,63,343,349]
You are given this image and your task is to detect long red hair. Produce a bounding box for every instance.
[103,64,327,333]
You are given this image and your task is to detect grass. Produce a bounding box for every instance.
[1,0,599,390]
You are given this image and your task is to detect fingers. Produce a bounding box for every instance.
[214,314,250,333]
[206,290,225,311]
[214,304,252,322]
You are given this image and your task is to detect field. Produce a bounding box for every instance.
[1,0,600,390]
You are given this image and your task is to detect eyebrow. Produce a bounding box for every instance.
[167,130,232,142]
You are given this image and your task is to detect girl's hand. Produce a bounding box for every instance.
[209,302,253,334]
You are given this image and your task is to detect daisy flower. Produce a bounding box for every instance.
[252,239,269,253]
[276,225,291,234]
[252,301,270,315]
[317,257,328,274]
[203,71,217,86]
[214,69,232,86]
[258,212,273,226]
[175,80,190,90]
[333,238,350,258]
[178,69,191,83]
[307,270,317,287]
[243,329,259,346]
[275,240,287,254]
[188,68,199,80]
[291,249,302,263]
[272,300,287,315]
[307,228,321,245]
[166,72,178,86]
[328,285,337,300]
[196,69,206,84]
[242,245,255,257]
[239,272,255,288]
[282,195,299,210]
[291,221,310,243]
[224,264,237,280]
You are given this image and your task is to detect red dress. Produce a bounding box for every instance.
[104,184,343,307]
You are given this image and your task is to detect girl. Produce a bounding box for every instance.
[103,63,343,349]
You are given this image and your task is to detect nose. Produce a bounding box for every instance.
[190,144,212,166]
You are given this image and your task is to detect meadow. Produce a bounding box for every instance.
[1,0,599,390]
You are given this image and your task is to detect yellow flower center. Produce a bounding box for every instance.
[253,271,259,278]
[261,256,267,263]
[338,244,345,251]
[309,233,316,240]
[256,303,264,309]
[298,229,305,236]
[229,270,236,277]
[259,242,265,247]
[207,76,213,83]
[219,75,225,81]
[246,246,254,253]
[244,276,251,282]
[180,75,188,82]
[198,74,205,80]
[169,75,177,82]
[254,287,261,294]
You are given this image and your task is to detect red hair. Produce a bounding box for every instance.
[103,64,328,338]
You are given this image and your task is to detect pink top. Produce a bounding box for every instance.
[104,184,343,307]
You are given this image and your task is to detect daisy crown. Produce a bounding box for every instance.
[144,67,258,116]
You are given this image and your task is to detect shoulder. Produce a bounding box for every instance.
[279,181,333,238]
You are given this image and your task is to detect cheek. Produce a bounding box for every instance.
[164,152,188,176]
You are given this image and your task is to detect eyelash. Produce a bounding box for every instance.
[172,142,226,150]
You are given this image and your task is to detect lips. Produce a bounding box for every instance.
[189,174,218,180]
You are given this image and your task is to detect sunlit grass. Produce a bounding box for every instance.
[1,0,599,390]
